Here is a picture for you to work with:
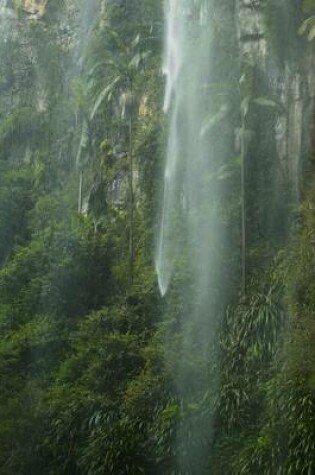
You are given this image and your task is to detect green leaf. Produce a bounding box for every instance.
[90,76,121,121]
[241,96,250,118]
[131,33,140,48]
[253,97,279,108]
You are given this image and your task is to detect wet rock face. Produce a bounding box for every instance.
[237,0,312,200]
[0,0,83,162]
[0,0,18,40]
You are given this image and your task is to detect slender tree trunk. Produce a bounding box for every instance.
[78,169,83,213]
[241,115,246,297]
[234,0,246,297]
[129,78,134,284]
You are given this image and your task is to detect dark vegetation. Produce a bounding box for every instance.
[1,0,315,473]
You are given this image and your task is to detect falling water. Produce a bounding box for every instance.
[156,0,233,297]
[156,0,237,470]
[73,0,99,74]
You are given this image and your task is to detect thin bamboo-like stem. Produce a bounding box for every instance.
[241,115,246,297]
[129,78,134,285]
[78,169,83,213]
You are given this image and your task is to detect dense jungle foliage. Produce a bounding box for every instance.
[1,0,315,474]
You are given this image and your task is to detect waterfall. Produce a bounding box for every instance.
[157,0,237,470]
[73,0,99,74]
[156,0,231,297]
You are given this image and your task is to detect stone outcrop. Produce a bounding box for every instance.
[22,0,47,18]
[238,0,313,201]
